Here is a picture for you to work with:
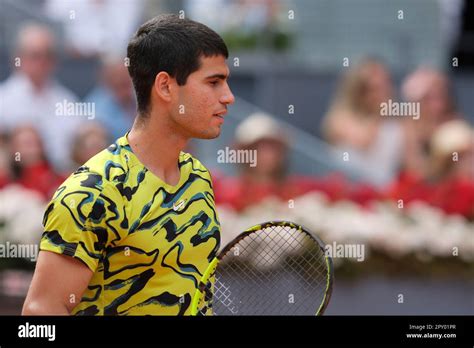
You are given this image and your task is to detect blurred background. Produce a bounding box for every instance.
[0,0,473,315]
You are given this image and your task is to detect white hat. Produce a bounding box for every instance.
[235,112,288,146]
[431,120,473,157]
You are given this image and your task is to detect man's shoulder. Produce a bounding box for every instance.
[180,152,211,176]
[44,76,76,99]
[57,142,129,198]
[0,73,23,97]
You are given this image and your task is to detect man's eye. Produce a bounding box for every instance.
[209,81,218,86]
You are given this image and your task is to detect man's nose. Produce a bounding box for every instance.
[221,83,235,105]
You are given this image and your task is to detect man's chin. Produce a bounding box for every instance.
[195,129,221,140]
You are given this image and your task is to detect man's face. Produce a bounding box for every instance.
[103,62,134,107]
[19,31,56,86]
[170,55,235,139]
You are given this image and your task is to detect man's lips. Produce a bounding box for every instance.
[213,110,227,117]
[213,114,224,123]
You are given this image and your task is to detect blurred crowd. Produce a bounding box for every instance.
[0,22,133,199]
[0,4,473,259]
[214,59,474,219]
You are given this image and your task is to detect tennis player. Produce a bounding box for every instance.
[22,14,234,315]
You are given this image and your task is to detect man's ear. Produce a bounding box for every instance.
[153,71,174,102]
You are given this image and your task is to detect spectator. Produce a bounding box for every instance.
[388,120,474,219]
[44,0,143,58]
[84,55,136,139]
[401,67,461,178]
[429,119,474,218]
[429,119,473,180]
[0,133,12,189]
[70,123,110,168]
[0,23,83,171]
[215,113,320,211]
[322,57,403,186]
[9,125,64,200]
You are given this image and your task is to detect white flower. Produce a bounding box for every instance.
[0,185,46,245]
[217,194,474,263]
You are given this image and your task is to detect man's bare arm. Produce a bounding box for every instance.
[22,250,93,315]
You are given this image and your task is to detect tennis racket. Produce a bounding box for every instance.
[191,220,333,315]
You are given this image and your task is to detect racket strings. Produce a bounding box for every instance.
[198,224,330,315]
[219,231,326,314]
[283,258,325,292]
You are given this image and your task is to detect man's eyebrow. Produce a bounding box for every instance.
[205,72,230,80]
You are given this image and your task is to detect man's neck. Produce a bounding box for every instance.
[127,114,188,186]
[18,72,49,93]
